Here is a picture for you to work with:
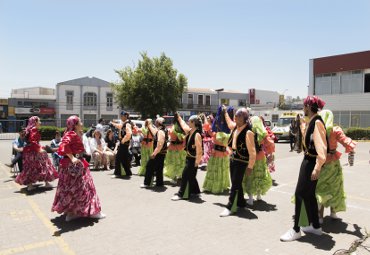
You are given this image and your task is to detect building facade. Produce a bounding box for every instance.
[249,88,280,110]
[56,76,119,127]
[309,50,370,128]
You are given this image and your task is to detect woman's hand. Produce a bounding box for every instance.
[71,157,80,165]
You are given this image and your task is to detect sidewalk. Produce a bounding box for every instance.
[0,141,369,255]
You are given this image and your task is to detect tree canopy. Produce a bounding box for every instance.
[112,52,188,118]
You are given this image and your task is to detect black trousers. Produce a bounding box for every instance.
[114,144,132,176]
[12,152,23,172]
[177,157,200,198]
[144,154,165,186]
[289,134,295,150]
[226,159,247,210]
[293,156,320,232]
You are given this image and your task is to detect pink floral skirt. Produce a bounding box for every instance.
[52,159,101,216]
[200,140,214,165]
[15,151,58,185]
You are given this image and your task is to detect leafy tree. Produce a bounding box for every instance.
[112,52,187,118]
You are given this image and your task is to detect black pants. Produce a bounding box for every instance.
[293,156,320,232]
[289,134,295,150]
[12,152,23,172]
[114,144,132,176]
[177,157,200,198]
[144,154,165,186]
[226,159,247,210]
[131,147,141,166]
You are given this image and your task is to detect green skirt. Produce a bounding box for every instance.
[202,156,230,194]
[243,158,272,195]
[164,150,186,180]
[316,160,346,212]
[138,146,153,176]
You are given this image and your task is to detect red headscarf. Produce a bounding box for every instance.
[65,115,80,133]
[304,96,325,110]
[25,116,39,136]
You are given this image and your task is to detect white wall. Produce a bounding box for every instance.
[319,93,370,111]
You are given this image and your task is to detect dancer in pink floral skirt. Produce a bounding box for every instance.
[15,116,58,191]
[52,116,106,222]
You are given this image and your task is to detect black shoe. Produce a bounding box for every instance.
[5,163,14,168]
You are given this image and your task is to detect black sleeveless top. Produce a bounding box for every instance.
[228,124,251,162]
[185,130,201,158]
[153,127,168,154]
[120,122,131,146]
[303,115,326,157]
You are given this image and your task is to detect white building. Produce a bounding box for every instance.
[56,76,119,127]
[309,50,370,128]
[249,88,280,110]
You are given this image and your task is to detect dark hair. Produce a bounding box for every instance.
[98,118,104,124]
[55,130,60,135]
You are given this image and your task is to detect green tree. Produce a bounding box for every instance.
[112,52,188,118]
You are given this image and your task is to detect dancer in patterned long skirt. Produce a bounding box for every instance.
[138,119,154,176]
[199,115,214,170]
[316,109,356,224]
[203,106,233,194]
[280,96,327,241]
[15,116,58,191]
[52,116,106,222]
[164,119,186,183]
[243,116,274,206]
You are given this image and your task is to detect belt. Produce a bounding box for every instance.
[304,151,317,158]
[329,149,337,154]
[214,145,226,152]
[143,138,153,143]
[171,141,183,145]
[231,150,249,161]
[230,154,248,163]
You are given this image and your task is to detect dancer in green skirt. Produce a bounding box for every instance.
[164,121,186,183]
[316,109,356,223]
[137,120,154,176]
[243,116,273,206]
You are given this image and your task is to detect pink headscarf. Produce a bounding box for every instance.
[66,115,80,132]
[304,96,325,110]
[25,116,39,136]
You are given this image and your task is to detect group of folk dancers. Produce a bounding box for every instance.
[9,96,356,242]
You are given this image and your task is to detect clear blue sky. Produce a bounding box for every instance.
[1,0,369,98]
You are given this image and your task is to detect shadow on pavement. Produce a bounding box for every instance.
[202,190,229,196]
[250,200,277,212]
[187,195,206,204]
[322,219,363,239]
[272,179,279,186]
[14,185,53,195]
[213,203,258,219]
[150,186,168,193]
[298,232,335,250]
[51,215,99,235]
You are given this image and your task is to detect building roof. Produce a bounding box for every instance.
[57,76,111,87]
[186,88,217,94]
[312,50,370,75]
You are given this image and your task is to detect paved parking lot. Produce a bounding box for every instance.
[0,140,369,255]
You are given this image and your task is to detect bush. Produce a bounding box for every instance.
[39,126,89,140]
[345,127,370,140]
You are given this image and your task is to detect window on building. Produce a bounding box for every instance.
[205,95,211,106]
[365,74,370,93]
[17,101,23,107]
[220,98,229,105]
[238,99,246,106]
[83,92,97,108]
[24,101,32,108]
[188,94,193,106]
[198,95,204,105]
[66,91,73,110]
[107,92,113,110]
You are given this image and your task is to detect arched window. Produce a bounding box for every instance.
[83,92,97,109]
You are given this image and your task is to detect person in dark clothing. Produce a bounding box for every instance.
[5,129,26,172]
[280,96,327,242]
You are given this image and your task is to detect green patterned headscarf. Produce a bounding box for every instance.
[319,109,333,137]
[173,122,186,140]
[250,116,267,145]
[141,127,149,136]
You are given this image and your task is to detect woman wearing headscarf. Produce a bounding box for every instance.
[199,115,215,170]
[52,116,105,222]
[171,114,203,201]
[219,107,256,217]
[316,109,356,223]
[15,116,58,191]
[202,106,233,194]
[137,119,154,176]
[243,115,273,205]
[163,117,187,183]
[281,96,327,242]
